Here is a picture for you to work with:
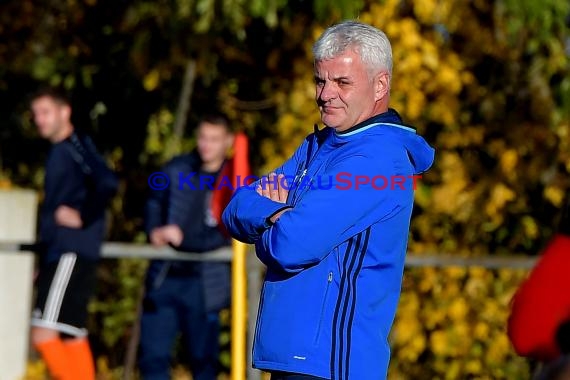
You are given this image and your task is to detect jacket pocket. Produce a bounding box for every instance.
[253,280,268,359]
[314,271,333,346]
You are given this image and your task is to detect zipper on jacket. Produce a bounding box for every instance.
[291,154,329,205]
[290,167,308,204]
[291,134,324,204]
[292,160,306,183]
[314,271,333,345]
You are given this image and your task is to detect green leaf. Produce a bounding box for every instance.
[31,56,57,80]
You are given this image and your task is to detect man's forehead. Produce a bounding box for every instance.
[199,121,226,129]
[314,64,356,79]
[197,122,231,135]
[32,96,63,108]
[315,53,356,65]
[315,51,361,71]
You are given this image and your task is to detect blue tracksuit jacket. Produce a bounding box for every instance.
[222,109,435,379]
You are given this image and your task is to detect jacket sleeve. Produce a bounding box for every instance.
[221,138,309,244]
[49,146,86,209]
[71,135,119,227]
[144,162,175,236]
[80,167,119,227]
[254,149,411,273]
[144,186,167,237]
[507,234,570,361]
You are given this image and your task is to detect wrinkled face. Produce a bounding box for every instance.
[196,122,233,164]
[315,49,387,132]
[31,96,70,140]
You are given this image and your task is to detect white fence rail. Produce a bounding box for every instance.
[0,188,539,380]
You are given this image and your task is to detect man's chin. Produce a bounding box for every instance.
[37,130,52,140]
[321,116,343,129]
[200,154,223,165]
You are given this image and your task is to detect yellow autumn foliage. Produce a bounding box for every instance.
[259,0,569,256]
[389,266,531,379]
[142,69,161,92]
[22,0,569,378]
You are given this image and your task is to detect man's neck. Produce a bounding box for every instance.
[201,158,224,173]
[50,123,74,144]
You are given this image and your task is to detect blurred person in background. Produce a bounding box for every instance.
[508,196,570,361]
[29,87,118,380]
[138,114,234,380]
[508,195,570,380]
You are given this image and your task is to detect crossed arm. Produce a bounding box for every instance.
[222,149,404,273]
[256,173,291,222]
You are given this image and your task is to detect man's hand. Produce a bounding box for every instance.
[54,205,83,228]
[257,173,291,223]
[269,208,291,224]
[150,224,184,247]
[257,173,289,203]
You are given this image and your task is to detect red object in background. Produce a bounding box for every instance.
[211,132,251,236]
[507,234,570,361]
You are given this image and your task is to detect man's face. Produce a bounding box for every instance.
[196,122,233,164]
[314,49,386,132]
[31,96,70,140]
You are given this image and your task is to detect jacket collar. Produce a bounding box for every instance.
[335,108,414,136]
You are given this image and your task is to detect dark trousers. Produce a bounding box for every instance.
[270,371,329,380]
[138,275,220,380]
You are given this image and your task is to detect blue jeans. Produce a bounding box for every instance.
[138,275,220,380]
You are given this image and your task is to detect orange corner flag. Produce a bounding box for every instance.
[211,132,251,232]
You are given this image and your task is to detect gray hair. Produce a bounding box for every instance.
[313,21,393,78]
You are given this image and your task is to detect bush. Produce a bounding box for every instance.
[389,266,531,379]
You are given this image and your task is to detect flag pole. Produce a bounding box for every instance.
[230,132,251,380]
[231,239,248,380]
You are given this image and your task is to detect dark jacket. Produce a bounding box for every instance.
[145,151,231,312]
[39,132,118,265]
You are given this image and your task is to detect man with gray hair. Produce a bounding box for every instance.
[223,21,435,379]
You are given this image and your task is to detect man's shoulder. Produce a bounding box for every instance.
[328,135,407,171]
[163,152,200,171]
[68,131,101,156]
[71,131,95,144]
[341,132,403,155]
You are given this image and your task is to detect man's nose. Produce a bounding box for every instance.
[318,82,336,102]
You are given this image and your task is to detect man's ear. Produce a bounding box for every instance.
[226,133,235,151]
[60,104,72,121]
[374,71,390,102]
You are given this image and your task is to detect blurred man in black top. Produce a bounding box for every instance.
[29,88,118,380]
[138,114,234,380]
